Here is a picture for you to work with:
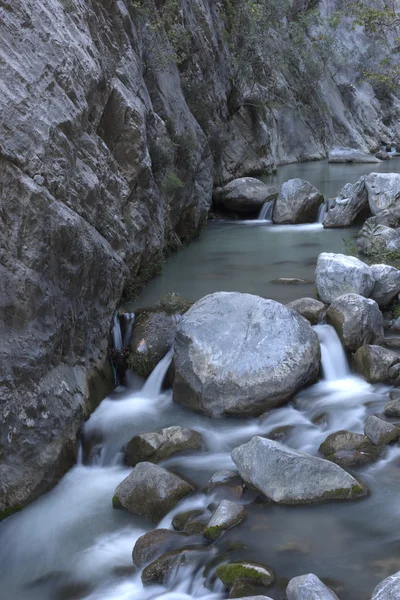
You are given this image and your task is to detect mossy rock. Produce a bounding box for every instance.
[215,561,274,589]
[0,504,22,521]
[156,292,192,315]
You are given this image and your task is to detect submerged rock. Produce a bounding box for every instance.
[205,470,244,500]
[213,178,279,216]
[127,311,177,377]
[286,297,325,324]
[328,147,380,163]
[132,529,192,568]
[124,426,203,467]
[353,345,400,385]
[216,561,274,589]
[315,253,375,303]
[324,178,369,228]
[173,292,320,417]
[172,509,211,535]
[319,430,381,466]
[272,178,324,224]
[286,573,340,599]
[364,415,400,446]
[204,500,245,540]
[371,265,400,307]
[326,293,384,352]
[231,436,367,504]
[141,547,208,586]
[112,462,194,521]
[371,570,400,599]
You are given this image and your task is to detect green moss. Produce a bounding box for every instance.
[112,495,121,509]
[216,562,273,587]
[156,292,192,315]
[351,484,364,496]
[204,525,221,540]
[0,504,22,521]
[127,350,154,378]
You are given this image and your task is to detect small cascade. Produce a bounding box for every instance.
[111,312,123,351]
[141,347,174,397]
[314,324,350,381]
[317,202,328,224]
[258,200,274,221]
[121,312,135,347]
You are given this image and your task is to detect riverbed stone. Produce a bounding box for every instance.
[324,178,369,228]
[328,147,380,163]
[319,430,381,466]
[358,218,400,256]
[364,415,400,446]
[213,178,279,216]
[204,500,246,540]
[231,436,367,504]
[384,397,400,418]
[112,462,194,521]
[132,528,192,568]
[172,509,211,535]
[173,292,320,417]
[216,561,274,589]
[371,570,400,599]
[286,297,325,324]
[371,265,400,306]
[353,345,400,385]
[286,573,340,599]
[315,253,375,304]
[127,311,177,377]
[326,294,384,352]
[205,471,244,500]
[141,547,208,586]
[124,426,203,467]
[365,173,400,226]
[272,178,324,224]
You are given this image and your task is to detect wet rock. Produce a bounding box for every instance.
[205,471,244,500]
[319,430,381,466]
[272,278,311,285]
[357,218,400,256]
[112,462,194,522]
[156,292,192,316]
[371,570,400,599]
[371,265,400,306]
[286,297,325,324]
[364,415,400,446]
[324,178,369,228]
[384,397,400,418]
[204,500,245,540]
[286,573,340,599]
[272,179,324,224]
[132,529,192,568]
[173,292,320,417]
[124,426,203,467]
[127,311,177,378]
[353,345,400,385]
[213,178,279,216]
[376,151,391,160]
[328,148,380,163]
[141,547,208,586]
[267,425,296,444]
[326,293,384,352]
[365,173,400,226]
[216,561,274,590]
[172,509,211,535]
[231,436,367,504]
[315,253,375,304]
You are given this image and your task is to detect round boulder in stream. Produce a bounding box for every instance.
[353,345,400,385]
[273,178,324,224]
[124,426,203,467]
[231,437,367,504]
[286,573,339,600]
[204,500,245,540]
[112,462,194,522]
[316,253,375,304]
[286,297,326,325]
[371,571,400,600]
[319,430,382,466]
[213,178,279,216]
[173,292,320,417]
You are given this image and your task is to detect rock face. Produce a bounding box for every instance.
[324,178,369,228]
[124,426,203,467]
[286,298,325,325]
[231,437,367,504]
[327,294,384,352]
[272,179,323,224]
[371,571,400,599]
[319,430,381,466]
[112,462,194,521]
[371,265,400,306]
[204,500,245,540]
[213,178,279,216]
[173,293,320,417]
[328,148,380,163]
[315,253,375,304]
[353,346,400,385]
[286,573,339,600]
[364,416,400,446]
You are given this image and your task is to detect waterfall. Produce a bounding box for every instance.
[121,312,135,347]
[317,202,327,224]
[258,200,274,221]
[141,347,174,398]
[314,324,350,381]
[111,313,123,351]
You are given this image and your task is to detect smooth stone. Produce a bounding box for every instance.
[132,529,192,568]
[172,509,211,535]
[328,147,380,163]
[273,178,324,224]
[271,278,311,285]
[205,471,244,500]
[316,253,375,304]
[371,570,400,599]
[213,178,279,216]
[371,265,400,307]
[124,426,203,467]
[327,293,384,352]
[141,547,208,586]
[231,436,367,504]
[353,345,400,385]
[319,430,381,466]
[204,500,245,540]
[216,561,274,589]
[286,573,340,599]
[384,398,400,418]
[286,297,325,324]
[364,415,400,446]
[112,462,194,522]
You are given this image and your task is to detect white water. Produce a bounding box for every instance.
[258,200,274,221]
[0,325,397,600]
[317,202,328,223]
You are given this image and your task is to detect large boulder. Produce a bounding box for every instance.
[272,178,324,224]
[365,173,400,226]
[328,147,380,163]
[132,529,192,568]
[324,177,369,228]
[112,462,194,521]
[286,297,325,325]
[371,265,400,306]
[213,178,279,216]
[371,571,400,599]
[231,437,367,504]
[124,426,203,467]
[364,415,400,446]
[358,218,400,256]
[127,311,177,378]
[326,294,384,352]
[315,253,375,304]
[319,430,382,466]
[204,500,245,540]
[173,292,320,417]
[286,573,339,600]
[353,345,400,385]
